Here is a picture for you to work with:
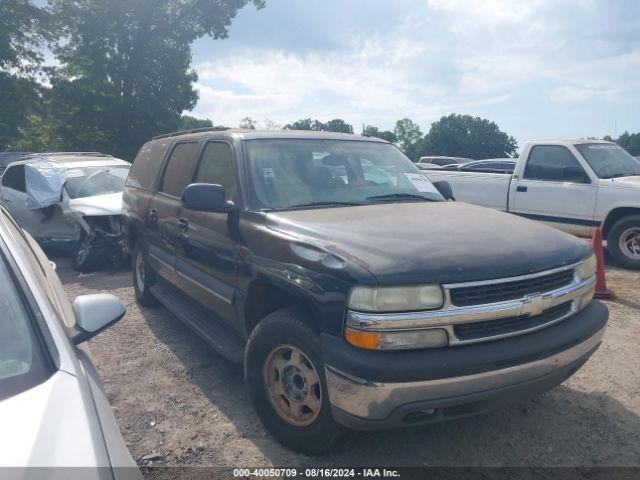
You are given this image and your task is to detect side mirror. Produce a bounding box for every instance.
[70,294,126,345]
[182,183,234,213]
[433,180,455,201]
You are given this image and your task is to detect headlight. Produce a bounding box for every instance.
[580,253,597,280]
[345,327,448,350]
[347,285,444,312]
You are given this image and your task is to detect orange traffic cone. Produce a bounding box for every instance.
[592,227,615,299]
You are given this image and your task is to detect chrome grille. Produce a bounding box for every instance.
[453,301,573,341]
[449,269,576,307]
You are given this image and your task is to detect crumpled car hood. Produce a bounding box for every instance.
[66,192,123,216]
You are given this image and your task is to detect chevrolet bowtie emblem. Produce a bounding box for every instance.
[520,293,551,317]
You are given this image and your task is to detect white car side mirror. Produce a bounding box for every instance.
[70,294,126,345]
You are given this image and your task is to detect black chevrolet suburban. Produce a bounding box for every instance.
[122,128,608,454]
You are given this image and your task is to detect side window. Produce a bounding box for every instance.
[159,142,199,197]
[193,142,237,200]
[0,252,51,401]
[2,165,26,192]
[126,139,171,190]
[524,146,589,183]
[1,211,73,325]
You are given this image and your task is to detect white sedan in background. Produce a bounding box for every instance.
[0,152,130,272]
[0,205,140,479]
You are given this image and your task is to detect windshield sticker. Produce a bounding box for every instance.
[404,173,439,193]
[263,167,275,178]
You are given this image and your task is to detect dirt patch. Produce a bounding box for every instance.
[56,258,640,472]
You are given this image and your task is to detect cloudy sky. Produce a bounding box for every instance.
[190,0,640,145]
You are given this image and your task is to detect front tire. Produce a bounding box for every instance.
[132,241,158,306]
[245,307,346,454]
[72,233,107,273]
[607,215,640,270]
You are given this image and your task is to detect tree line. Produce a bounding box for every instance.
[2,1,638,161]
[235,114,519,160]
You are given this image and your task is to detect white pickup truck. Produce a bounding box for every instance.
[425,139,640,269]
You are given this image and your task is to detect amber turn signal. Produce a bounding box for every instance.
[344,327,380,349]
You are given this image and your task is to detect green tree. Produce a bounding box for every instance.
[0,0,51,150]
[47,0,264,159]
[178,115,213,131]
[615,131,640,156]
[239,117,257,129]
[284,118,325,131]
[15,113,64,152]
[421,113,518,159]
[363,124,397,143]
[323,118,353,133]
[394,118,423,160]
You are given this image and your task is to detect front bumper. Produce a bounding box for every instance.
[323,300,608,430]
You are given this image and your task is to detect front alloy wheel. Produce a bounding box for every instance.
[608,215,640,270]
[245,307,346,454]
[263,345,323,427]
[619,227,640,260]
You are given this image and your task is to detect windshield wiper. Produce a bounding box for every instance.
[365,193,437,202]
[286,201,362,209]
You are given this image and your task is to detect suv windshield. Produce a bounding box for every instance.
[64,165,130,199]
[0,252,50,401]
[245,139,443,210]
[575,143,640,179]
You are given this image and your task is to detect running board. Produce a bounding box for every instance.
[150,280,245,364]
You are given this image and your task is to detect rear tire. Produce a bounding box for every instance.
[245,307,347,454]
[607,215,640,270]
[132,241,158,306]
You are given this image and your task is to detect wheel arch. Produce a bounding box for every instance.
[242,278,319,337]
[602,207,640,238]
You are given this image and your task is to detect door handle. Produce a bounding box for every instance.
[2,197,11,203]
[148,208,158,222]
[177,218,189,232]
[516,186,528,193]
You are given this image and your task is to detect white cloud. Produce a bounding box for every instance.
[189,0,640,140]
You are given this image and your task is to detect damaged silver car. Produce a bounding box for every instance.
[0,152,130,272]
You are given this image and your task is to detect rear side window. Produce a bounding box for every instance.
[524,146,589,183]
[159,142,199,197]
[193,142,237,200]
[2,165,26,192]
[126,140,171,189]
[0,251,51,401]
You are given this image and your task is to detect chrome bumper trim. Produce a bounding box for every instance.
[325,325,605,420]
[347,269,596,345]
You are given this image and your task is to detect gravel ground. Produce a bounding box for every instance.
[56,256,640,472]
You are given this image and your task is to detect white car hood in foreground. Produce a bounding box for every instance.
[66,192,123,216]
[0,371,110,470]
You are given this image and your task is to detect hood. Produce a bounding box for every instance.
[265,202,591,284]
[0,371,110,469]
[599,175,640,189]
[66,192,123,216]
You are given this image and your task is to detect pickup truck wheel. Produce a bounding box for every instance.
[245,307,346,454]
[607,215,640,270]
[72,233,107,273]
[132,241,158,306]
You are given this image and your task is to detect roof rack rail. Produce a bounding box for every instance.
[152,126,230,140]
[23,152,113,158]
